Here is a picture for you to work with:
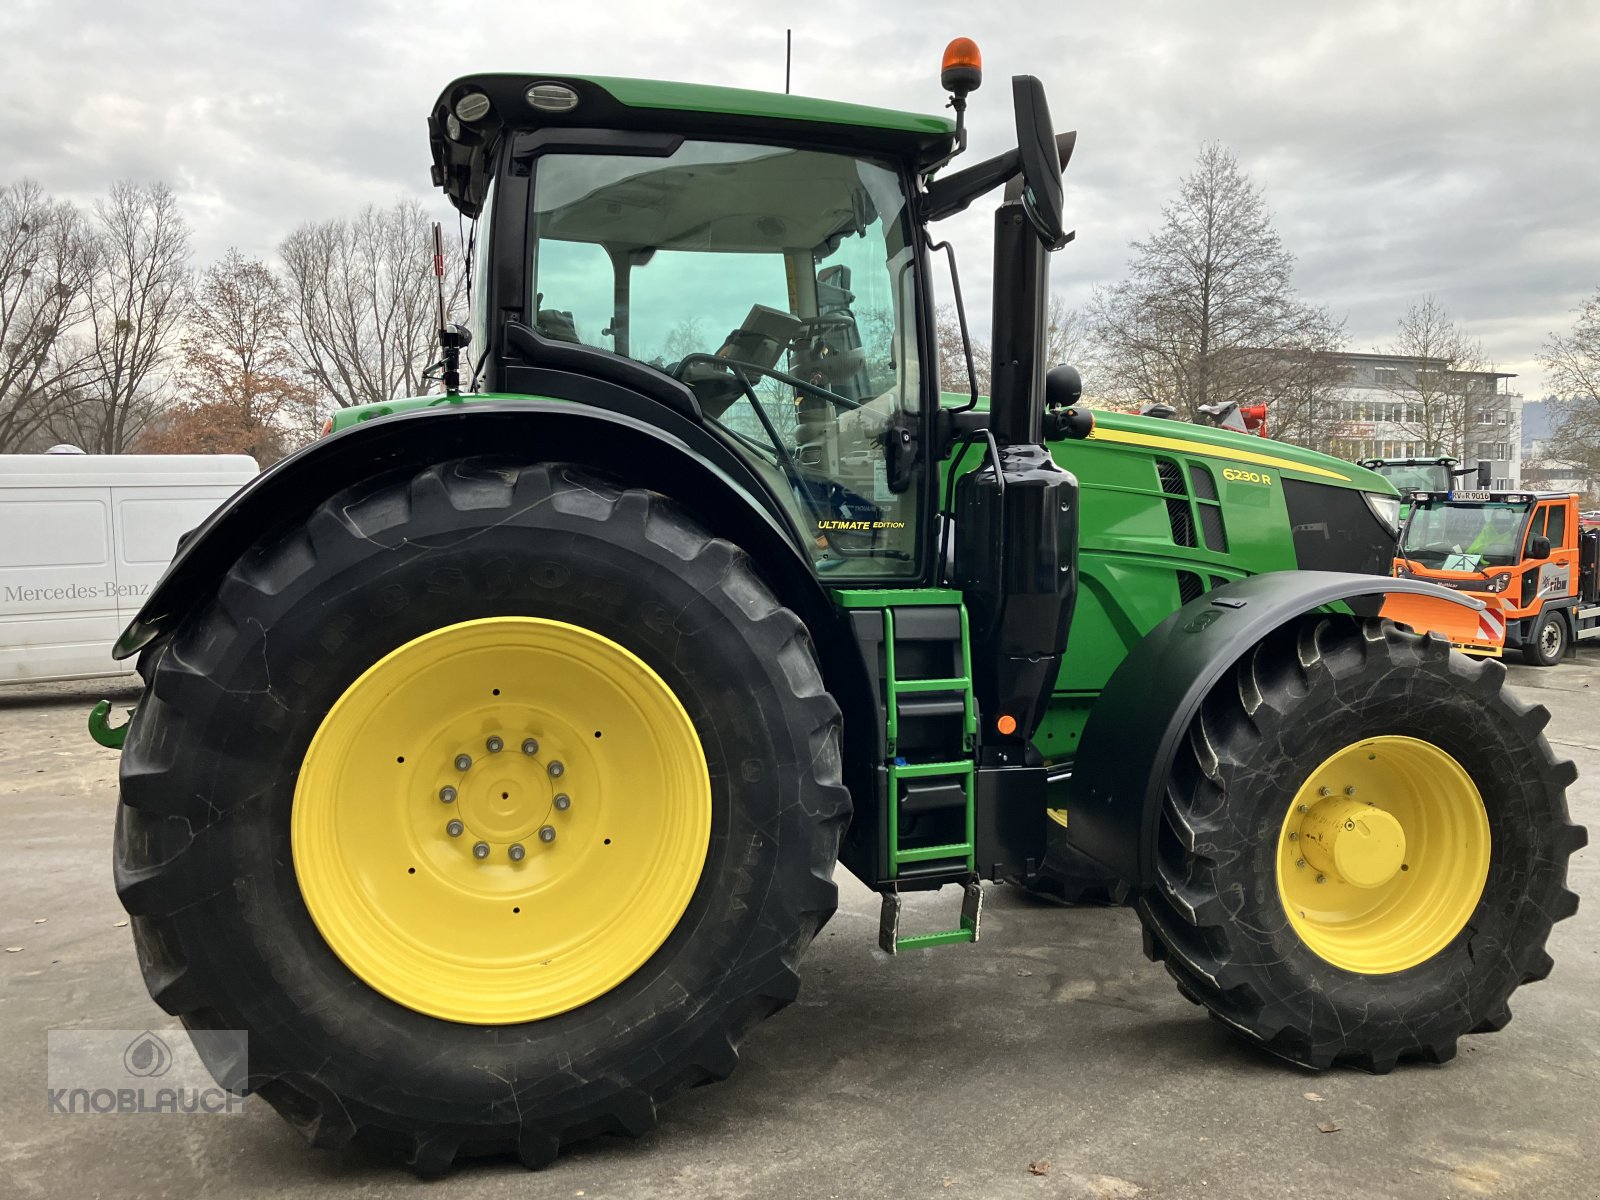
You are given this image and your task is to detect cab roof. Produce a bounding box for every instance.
[430,73,957,217]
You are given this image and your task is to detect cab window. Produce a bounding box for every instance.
[528,141,925,579]
[1544,504,1566,549]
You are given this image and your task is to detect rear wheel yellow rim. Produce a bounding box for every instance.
[1277,736,1490,975]
[292,617,712,1025]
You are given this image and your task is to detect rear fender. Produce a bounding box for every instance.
[115,398,826,659]
[1061,570,1483,886]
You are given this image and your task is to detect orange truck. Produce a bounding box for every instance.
[1395,488,1600,664]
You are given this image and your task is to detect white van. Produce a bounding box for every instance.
[0,453,259,683]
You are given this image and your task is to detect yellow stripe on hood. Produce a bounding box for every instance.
[1087,426,1352,481]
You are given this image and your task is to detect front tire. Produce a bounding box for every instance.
[114,461,849,1174]
[1135,616,1584,1072]
[1522,607,1567,666]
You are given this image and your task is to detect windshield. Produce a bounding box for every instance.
[1375,463,1451,493]
[529,141,923,578]
[1402,501,1531,570]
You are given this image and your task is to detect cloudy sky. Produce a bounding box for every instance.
[3,0,1595,396]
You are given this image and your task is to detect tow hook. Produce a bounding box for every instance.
[88,700,135,750]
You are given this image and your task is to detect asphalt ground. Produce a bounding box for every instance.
[2,653,1596,1200]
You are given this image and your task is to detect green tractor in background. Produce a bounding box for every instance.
[106,44,1583,1175]
[1361,454,1494,519]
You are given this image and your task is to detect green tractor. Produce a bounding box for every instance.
[1360,454,1493,519]
[107,48,1583,1175]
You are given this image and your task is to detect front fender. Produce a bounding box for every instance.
[1060,570,1483,885]
[114,398,819,660]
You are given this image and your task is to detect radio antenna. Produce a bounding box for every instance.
[785,29,792,94]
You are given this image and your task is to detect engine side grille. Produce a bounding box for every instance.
[1156,459,1197,548]
[1189,464,1229,552]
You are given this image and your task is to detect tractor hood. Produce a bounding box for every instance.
[940,397,1395,495]
[1083,410,1392,493]
[430,73,957,218]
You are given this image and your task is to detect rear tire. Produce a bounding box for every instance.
[113,461,849,1174]
[1135,616,1584,1072]
[1521,607,1566,666]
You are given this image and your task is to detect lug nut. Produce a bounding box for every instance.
[486,736,504,753]
[1315,873,1327,884]
[1344,786,1357,797]
[508,843,526,862]
[521,738,539,756]
[1317,787,1331,798]
[1287,831,1299,841]
[472,841,490,859]
[1295,858,1306,869]
[446,819,464,837]
[439,786,457,804]
[538,825,556,843]
[455,754,473,772]
[547,761,565,778]
[1297,803,1310,814]
[554,793,571,811]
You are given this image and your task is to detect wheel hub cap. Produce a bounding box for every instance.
[1297,797,1407,889]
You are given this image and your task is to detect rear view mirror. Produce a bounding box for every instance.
[1529,535,1552,560]
[1012,76,1069,249]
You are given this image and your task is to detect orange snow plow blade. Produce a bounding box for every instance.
[1381,591,1505,658]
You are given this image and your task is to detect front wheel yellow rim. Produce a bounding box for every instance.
[1277,736,1490,975]
[292,617,712,1025]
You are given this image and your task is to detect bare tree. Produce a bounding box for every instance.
[1088,142,1342,421]
[52,182,190,452]
[1043,294,1085,372]
[934,301,991,398]
[1374,295,1488,459]
[0,182,100,451]
[140,250,319,465]
[1540,288,1600,473]
[280,200,449,409]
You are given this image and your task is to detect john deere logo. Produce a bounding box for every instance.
[123,1031,173,1078]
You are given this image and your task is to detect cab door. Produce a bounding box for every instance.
[1527,501,1577,604]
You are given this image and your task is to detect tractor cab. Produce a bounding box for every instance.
[515,136,927,574]
[1399,491,1537,574]
[432,75,978,582]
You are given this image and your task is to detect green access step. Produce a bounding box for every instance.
[835,589,980,953]
[878,880,983,954]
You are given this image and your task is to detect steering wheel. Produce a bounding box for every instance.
[793,314,856,337]
[670,353,863,413]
